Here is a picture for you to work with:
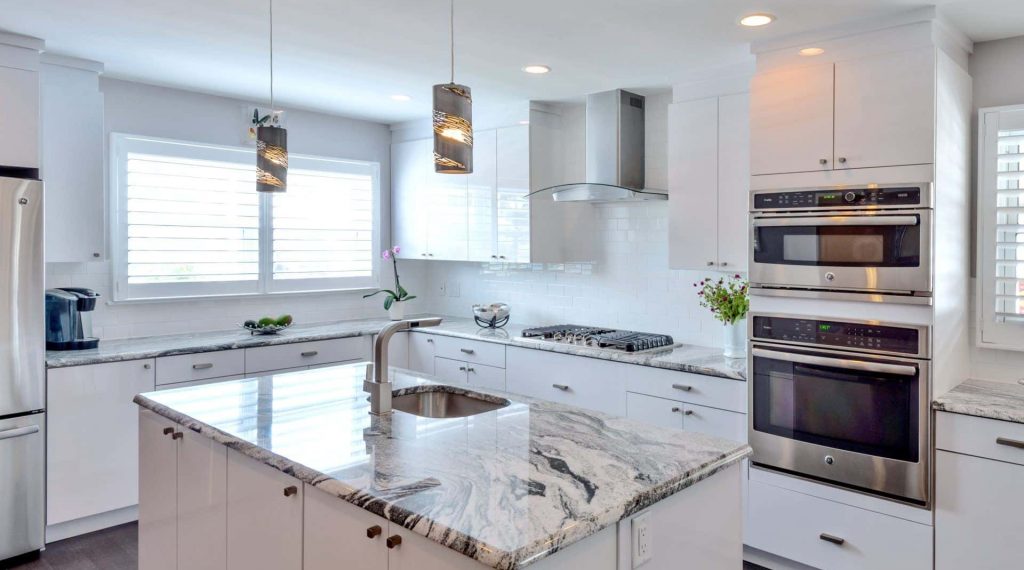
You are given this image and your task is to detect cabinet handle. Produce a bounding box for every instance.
[671,406,682,413]
[466,367,475,373]
[499,256,506,259]
[301,351,318,357]
[460,348,475,354]
[143,363,152,370]
[819,533,845,546]
[421,253,426,257]
[706,261,714,266]
[819,158,829,165]
[552,383,570,391]
[192,363,214,370]
[684,409,695,416]
[720,261,728,267]
[996,437,1024,450]
[838,157,847,164]
[426,338,434,344]
[491,255,498,259]
[366,525,383,539]
[283,485,298,497]
[162,427,174,436]
[672,383,692,392]
[386,535,402,549]
[459,366,467,371]
[171,432,184,440]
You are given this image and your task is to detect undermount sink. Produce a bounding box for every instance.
[392,389,510,418]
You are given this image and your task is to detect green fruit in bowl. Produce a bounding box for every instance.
[243,319,257,328]
[257,317,276,327]
[276,314,293,327]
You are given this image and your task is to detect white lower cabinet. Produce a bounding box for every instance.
[626,392,746,441]
[433,356,506,390]
[244,337,371,375]
[304,485,387,570]
[226,449,304,570]
[138,410,227,570]
[47,360,155,527]
[407,332,436,375]
[505,346,625,416]
[433,356,471,385]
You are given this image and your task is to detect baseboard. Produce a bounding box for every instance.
[45,505,138,543]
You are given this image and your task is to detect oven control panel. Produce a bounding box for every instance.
[752,316,921,354]
[753,186,922,210]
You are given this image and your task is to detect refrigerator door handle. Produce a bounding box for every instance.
[0,425,39,441]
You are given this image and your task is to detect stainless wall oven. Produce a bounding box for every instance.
[749,183,933,297]
[748,313,932,506]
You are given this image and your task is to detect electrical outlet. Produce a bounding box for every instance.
[448,281,461,298]
[631,512,653,567]
[438,281,446,297]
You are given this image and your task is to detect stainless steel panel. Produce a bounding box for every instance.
[749,286,935,306]
[749,182,934,212]
[748,312,931,359]
[0,178,44,417]
[750,348,919,376]
[749,208,933,295]
[752,214,920,227]
[0,413,45,560]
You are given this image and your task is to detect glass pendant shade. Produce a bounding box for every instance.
[433,83,473,174]
[256,125,288,192]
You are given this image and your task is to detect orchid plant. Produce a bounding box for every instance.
[694,274,750,325]
[363,246,416,310]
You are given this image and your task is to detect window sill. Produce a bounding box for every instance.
[107,286,383,306]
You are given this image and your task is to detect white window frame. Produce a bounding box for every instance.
[110,133,381,302]
[977,104,1024,350]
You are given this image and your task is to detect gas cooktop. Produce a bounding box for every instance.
[520,325,676,353]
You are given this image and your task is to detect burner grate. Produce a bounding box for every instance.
[521,325,674,352]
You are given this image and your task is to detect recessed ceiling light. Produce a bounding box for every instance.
[739,13,776,27]
[522,65,551,74]
[799,47,825,56]
[390,94,411,102]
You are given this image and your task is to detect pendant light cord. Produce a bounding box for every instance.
[449,0,454,84]
[269,0,275,111]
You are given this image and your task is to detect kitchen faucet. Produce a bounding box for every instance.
[365,317,443,415]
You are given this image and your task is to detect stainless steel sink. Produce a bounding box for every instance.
[392,389,509,418]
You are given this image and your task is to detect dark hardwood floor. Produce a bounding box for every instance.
[2,523,137,570]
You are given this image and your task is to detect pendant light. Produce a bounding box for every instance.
[256,0,288,192]
[432,0,473,174]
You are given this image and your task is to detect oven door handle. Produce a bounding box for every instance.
[752,348,918,376]
[752,215,919,228]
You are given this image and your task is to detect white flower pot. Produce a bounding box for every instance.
[723,319,747,359]
[388,301,406,321]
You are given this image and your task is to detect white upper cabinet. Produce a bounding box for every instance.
[752,48,938,176]
[391,125,530,263]
[0,65,39,169]
[750,63,834,176]
[668,92,750,271]
[833,48,935,170]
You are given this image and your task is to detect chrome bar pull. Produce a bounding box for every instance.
[460,348,475,354]
[301,351,318,357]
[672,383,693,392]
[819,533,845,546]
[996,437,1024,450]
[552,384,570,391]
[0,425,39,441]
[192,363,213,370]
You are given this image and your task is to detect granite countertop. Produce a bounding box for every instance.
[933,378,1024,424]
[48,315,746,380]
[134,364,751,569]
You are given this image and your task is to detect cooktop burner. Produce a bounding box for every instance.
[520,324,675,353]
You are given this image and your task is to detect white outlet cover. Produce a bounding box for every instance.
[438,281,446,297]
[632,511,653,567]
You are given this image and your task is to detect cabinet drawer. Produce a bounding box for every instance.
[626,393,684,430]
[747,479,932,570]
[467,363,505,391]
[245,337,369,374]
[506,347,625,416]
[683,403,746,442]
[156,375,245,391]
[433,357,469,385]
[625,367,746,413]
[156,350,245,386]
[936,411,1024,467]
[431,335,505,369]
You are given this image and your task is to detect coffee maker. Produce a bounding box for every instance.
[45,288,101,350]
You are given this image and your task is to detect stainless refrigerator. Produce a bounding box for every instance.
[0,175,44,562]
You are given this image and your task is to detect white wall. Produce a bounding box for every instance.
[969,35,1024,383]
[46,78,427,339]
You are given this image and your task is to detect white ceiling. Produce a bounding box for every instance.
[1,0,1021,124]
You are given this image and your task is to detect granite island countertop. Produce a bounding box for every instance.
[49,315,746,380]
[134,364,751,569]
[933,378,1024,424]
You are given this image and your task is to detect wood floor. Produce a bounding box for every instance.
[2,523,137,570]
[1,522,768,569]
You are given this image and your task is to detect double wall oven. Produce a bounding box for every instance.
[749,183,933,299]
[748,313,932,506]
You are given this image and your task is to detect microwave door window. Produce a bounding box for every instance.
[755,223,920,267]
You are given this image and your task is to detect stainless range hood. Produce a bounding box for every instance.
[530,89,668,203]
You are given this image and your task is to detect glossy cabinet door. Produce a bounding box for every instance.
[668,97,719,270]
[505,346,626,416]
[834,48,935,170]
[47,359,156,525]
[177,427,227,570]
[496,125,531,263]
[391,139,430,259]
[467,129,497,262]
[682,403,746,442]
[750,63,835,175]
[0,65,39,168]
[385,524,487,570]
[407,332,436,375]
[433,356,469,385]
[426,164,469,261]
[716,92,750,271]
[226,449,303,570]
[466,363,505,391]
[138,410,178,570]
[936,450,1023,569]
[304,484,387,570]
[626,393,685,430]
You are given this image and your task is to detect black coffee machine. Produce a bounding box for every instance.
[45,288,101,350]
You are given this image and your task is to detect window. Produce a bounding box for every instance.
[110,134,379,301]
[978,105,1024,349]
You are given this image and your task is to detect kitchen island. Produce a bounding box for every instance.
[134,363,750,570]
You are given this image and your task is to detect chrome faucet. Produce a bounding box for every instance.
[364,317,443,415]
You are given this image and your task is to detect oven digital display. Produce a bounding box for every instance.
[752,316,920,354]
[753,186,922,209]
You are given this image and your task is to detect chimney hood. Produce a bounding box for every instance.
[530,89,668,203]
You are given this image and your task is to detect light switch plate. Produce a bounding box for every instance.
[437,281,446,297]
[632,511,653,567]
